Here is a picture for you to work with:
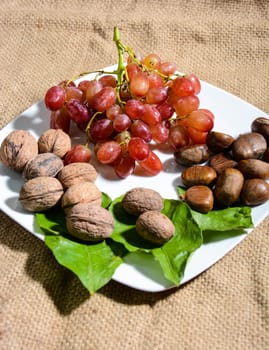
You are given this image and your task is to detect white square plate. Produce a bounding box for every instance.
[0,66,268,292]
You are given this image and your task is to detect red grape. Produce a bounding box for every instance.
[65,86,84,102]
[64,144,92,165]
[159,61,177,76]
[184,110,214,132]
[145,87,168,105]
[45,85,66,111]
[66,99,90,130]
[106,104,122,120]
[113,113,131,132]
[185,73,201,95]
[168,124,190,150]
[114,155,136,178]
[96,141,121,164]
[99,75,117,88]
[50,108,70,133]
[143,53,161,70]
[89,118,114,142]
[85,80,103,106]
[130,120,152,142]
[128,137,150,161]
[92,86,117,112]
[173,95,200,116]
[120,82,131,101]
[199,108,215,121]
[126,63,142,80]
[141,104,161,126]
[115,130,131,154]
[157,101,174,121]
[151,122,169,144]
[148,72,164,89]
[171,77,195,98]
[188,127,208,144]
[129,72,149,97]
[78,80,91,93]
[138,150,163,175]
[125,99,145,120]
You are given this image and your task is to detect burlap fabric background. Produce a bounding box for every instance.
[0,1,268,349]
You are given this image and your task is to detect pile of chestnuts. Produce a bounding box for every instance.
[176,117,269,213]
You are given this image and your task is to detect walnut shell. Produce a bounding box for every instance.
[0,130,38,172]
[57,162,97,189]
[38,129,71,158]
[66,203,114,241]
[19,176,64,212]
[23,152,64,180]
[136,211,175,245]
[122,187,164,216]
[61,181,102,211]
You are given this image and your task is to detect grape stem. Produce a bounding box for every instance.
[66,69,118,86]
[113,27,128,108]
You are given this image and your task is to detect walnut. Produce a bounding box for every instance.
[122,187,164,216]
[61,181,102,212]
[136,211,175,245]
[0,130,38,172]
[57,162,97,189]
[23,152,64,180]
[38,129,71,158]
[19,176,64,212]
[66,203,114,241]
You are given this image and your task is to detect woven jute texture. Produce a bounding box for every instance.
[0,1,268,349]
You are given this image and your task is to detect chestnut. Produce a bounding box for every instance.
[240,179,269,206]
[206,131,234,154]
[251,117,269,143]
[214,168,244,206]
[232,132,267,161]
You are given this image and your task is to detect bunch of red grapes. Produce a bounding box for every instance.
[44,47,214,178]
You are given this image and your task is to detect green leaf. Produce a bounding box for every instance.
[45,235,122,294]
[162,198,181,217]
[35,208,66,235]
[191,206,253,232]
[152,201,202,285]
[177,186,186,197]
[109,197,203,286]
[108,196,140,252]
[35,190,254,294]
[101,192,112,208]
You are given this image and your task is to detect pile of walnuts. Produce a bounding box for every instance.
[0,129,114,242]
